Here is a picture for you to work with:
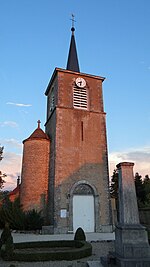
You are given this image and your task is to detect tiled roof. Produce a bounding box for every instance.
[23,128,49,143]
[9,185,20,196]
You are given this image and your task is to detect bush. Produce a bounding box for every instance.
[11,240,92,261]
[147,230,150,243]
[0,197,25,230]
[0,197,43,231]
[24,209,43,230]
[74,227,86,241]
[0,223,14,260]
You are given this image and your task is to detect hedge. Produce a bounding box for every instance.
[3,240,92,261]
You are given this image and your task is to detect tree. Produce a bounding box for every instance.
[0,171,6,190]
[0,145,6,190]
[110,170,150,209]
[110,169,119,221]
[110,169,119,199]
[134,172,146,206]
[0,146,3,161]
[143,175,150,205]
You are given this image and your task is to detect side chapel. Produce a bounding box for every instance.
[20,25,112,234]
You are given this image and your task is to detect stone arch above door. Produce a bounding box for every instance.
[73,183,93,195]
[70,180,98,197]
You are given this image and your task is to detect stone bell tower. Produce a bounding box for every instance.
[45,26,112,234]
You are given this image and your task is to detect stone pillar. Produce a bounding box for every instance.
[117,162,139,225]
[115,162,150,267]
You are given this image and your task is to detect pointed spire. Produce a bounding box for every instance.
[66,15,80,72]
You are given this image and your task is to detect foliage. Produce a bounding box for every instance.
[0,223,14,260]
[0,146,3,161]
[0,197,25,230]
[110,169,119,199]
[24,209,44,230]
[148,230,150,242]
[143,175,150,205]
[74,227,86,241]
[0,171,6,190]
[0,190,9,201]
[110,170,150,208]
[134,172,146,204]
[1,223,12,244]
[11,240,92,261]
[0,197,43,231]
[0,146,6,190]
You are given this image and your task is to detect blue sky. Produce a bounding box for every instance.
[0,0,150,190]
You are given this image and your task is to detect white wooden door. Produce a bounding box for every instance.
[73,195,95,233]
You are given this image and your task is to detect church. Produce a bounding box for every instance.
[19,25,112,234]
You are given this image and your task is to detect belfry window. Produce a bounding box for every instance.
[73,86,88,110]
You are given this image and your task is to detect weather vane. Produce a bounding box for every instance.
[70,14,76,28]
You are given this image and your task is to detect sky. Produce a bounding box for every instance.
[0,0,150,190]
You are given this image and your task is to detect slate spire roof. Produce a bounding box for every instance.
[66,27,80,72]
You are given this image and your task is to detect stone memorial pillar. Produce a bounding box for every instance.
[115,162,150,267]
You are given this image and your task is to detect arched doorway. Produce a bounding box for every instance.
[72,183,95,233]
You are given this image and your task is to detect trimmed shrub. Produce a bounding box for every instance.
[1,223,11,244]
[11,240,92,261]
[0,223,14,260]
[148,230,150,244]
[74,227,86,241]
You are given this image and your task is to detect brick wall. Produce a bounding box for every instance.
[45,69,112,233]
[20,138,50,213]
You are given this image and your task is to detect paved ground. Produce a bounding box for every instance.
[0,231,115,267]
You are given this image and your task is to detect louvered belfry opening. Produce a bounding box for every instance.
[73,85,88,110]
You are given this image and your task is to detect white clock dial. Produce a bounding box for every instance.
[75,77,86,88]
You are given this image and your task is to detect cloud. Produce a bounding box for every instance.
[0,138,22,149]
[1,145,150,191]
[6,102,32,107]
[0,121,18,128]
[0,151,22,191]
[109,146,150,178]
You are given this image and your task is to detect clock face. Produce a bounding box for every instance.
[75,77,86,88]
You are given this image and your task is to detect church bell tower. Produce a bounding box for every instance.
[45,25,112,234]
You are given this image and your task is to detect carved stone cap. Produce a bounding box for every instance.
[116,162,134,169]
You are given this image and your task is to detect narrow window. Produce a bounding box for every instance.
[81,121,84,141]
